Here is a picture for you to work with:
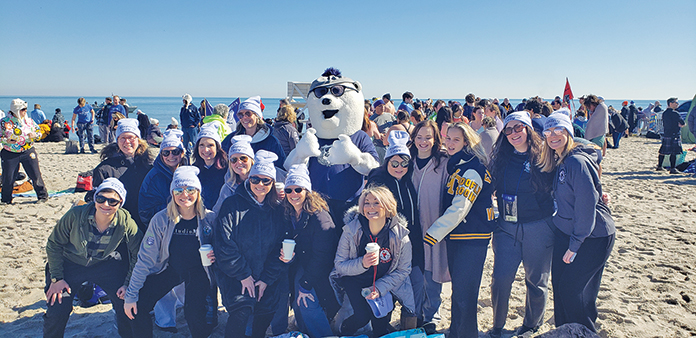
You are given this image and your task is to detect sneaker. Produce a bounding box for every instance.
[515,325,539,337]
[37,198,48,204]
[670,168,679,174]
[422,322,437,335]
[489,327,503,338]
[656,165,665,171]
[90,149,98,154]
[79,149,86,154]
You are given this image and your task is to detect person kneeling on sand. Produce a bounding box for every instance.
[44,178,142,338]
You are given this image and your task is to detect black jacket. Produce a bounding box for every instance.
[367,166,424,270]
[214,182,286,286]
[284,209,340,317]
[611,113,628,134]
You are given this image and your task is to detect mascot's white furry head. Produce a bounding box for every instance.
[307,68,364,139]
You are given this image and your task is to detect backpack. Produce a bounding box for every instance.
[75,171,93,192]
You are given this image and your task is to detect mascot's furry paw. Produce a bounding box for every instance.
[296,128,321,159]
[327,134,361,165]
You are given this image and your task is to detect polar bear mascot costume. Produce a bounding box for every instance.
[284,68,379,227]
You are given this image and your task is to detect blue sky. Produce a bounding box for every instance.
[1,0,694,100]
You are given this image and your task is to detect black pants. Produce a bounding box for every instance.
[43,259,132,338]
[217,274,279,338]
[129,265,214,338]
[1,148,48,203]
[447,241,488,338]
[338,278,392,338]
[552,232,614,332]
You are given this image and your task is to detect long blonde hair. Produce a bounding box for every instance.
[540,130,584,172]
[166,190,206,224]
[447,122,488,166]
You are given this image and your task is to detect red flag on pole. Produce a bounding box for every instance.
[563,78,574,103]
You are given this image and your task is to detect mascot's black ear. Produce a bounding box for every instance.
[322,67,342,78]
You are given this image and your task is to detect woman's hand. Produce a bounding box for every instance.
[296,290,315,307]
[362,252,378,268]
[46,280,71,306]
[207,250,215,264]
[279,248,295,263]
[124,302,137,320]
[601,192,610,205]
[365,289,381,300]
[116,286,127,299]
[254,280,268,302]
[563,249,577,264]
[240,276,255,298]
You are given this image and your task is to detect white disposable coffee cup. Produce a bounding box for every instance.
[365,243,380,266]
[275,182,285,193]
[199,244,213,267]
[282,239,296,260]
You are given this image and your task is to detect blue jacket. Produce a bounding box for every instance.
[138,156,181,226]
[195,163,227,210]
[180,103,200,128]
[424,151,496,246]
[221,124,287,169]
[552,146,615,253]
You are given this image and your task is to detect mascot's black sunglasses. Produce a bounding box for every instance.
[312,85,358,98]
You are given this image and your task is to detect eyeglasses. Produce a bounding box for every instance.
[503,124,525,136]
[95,195,122,207]
[237,111,255,119]
[118,135,138,143]
[389,159,410,168]
[284,187,304,194]
[249,176,273,186]
[543,127,566,137]
[230,155,250,164]
[311,85,358,98]
[161,148,183,157]
[172,186,199,196]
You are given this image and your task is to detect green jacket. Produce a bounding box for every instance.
[46,203,142,286]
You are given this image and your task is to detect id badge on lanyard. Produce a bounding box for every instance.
[501,193,518,223]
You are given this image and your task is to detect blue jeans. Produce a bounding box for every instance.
[447,241,488,338]
[423,270,442,323]
[291,267,333,338]
[182,126,199,158]
[409,265,426,323]
[76,122,95,151]
[612,132,623,148]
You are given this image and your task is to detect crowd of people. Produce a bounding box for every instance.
[4,90,687,338]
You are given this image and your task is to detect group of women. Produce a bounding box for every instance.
[43,96,614,338]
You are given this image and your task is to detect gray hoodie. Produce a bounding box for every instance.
[330,206,415,313]
[552,146,615,253]
[124,209,216,303]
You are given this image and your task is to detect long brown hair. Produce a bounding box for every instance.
[408,120,446,173]
[489,124,550,192]
[193,138,228,170]
[283,189,329,218]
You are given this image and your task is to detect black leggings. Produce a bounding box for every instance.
[1,148,47,202]
[340,281,392,338]
[129,266,214,338]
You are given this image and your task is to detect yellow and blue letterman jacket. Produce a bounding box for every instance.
[424,151,496,246]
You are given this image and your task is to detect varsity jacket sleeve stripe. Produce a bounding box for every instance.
[424,168,483,245]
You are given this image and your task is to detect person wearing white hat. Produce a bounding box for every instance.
[215,150,287,338]
[193,124,228,210]
[211,135,255,214]
[125,166,218,338]
[107,95,128,143]
[88,118,154,230]
[146,118,163,146]
[1,98,49,204]
[44,178,142,338]
[366,130,423,329]
[180,94,201,159]
[221,96,286,169]
[278,164,339,338]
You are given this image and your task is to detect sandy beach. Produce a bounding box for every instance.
[1,136,695,337]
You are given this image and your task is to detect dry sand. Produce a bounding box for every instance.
[1,136,695,337]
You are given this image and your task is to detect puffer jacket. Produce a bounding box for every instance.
[138,155,188,227]
[214,181,286,285]
[221,124,286,169]
[124,209,216,303]
[331,206,415,313]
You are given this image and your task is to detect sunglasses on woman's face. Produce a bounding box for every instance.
[284,187,304,194]
[230,155,250,164]
[161,148,183,157]
[95,195,122,207]
[503,124,525,136]
[237,111,255,119]
[172,186,198,196]
[249,176,273,186]
[543,127,565,137]
[389,159,410,168]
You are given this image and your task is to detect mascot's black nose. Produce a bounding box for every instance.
[322,98,331,105]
